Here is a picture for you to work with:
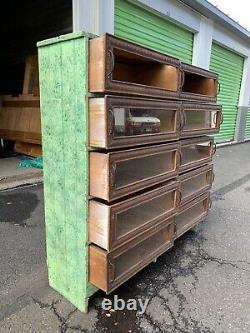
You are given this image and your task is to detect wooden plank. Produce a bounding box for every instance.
[14,142,42,157]
[22,55,40,96]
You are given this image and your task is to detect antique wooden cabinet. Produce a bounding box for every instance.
[179,164,213,205]
[89,218,175,293]
[89,96,180,148]
[89,33,181,99]
[179,136,215,173]
[38,31,219,313]
[180,63,219,102]
[89,181,179,251]
[180,103,222,138]
[89,143,179,201]
[175,192,211,238]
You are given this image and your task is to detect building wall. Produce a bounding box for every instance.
[72,0,250,143]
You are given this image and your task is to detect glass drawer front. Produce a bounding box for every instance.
[176,200,207,233]
[113,107,176,138]
[115,151,175,189]
[182,172,210,200]
[181,141,211,166]
[183,110,218,131]
[116,191,175,239]
[114,222,174,279]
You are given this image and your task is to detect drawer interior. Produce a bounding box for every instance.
[181,140,211,166]
[116,191,175,238]
[183,110,218,131]
[113,107,176,137]
[181,171,210,200]
[176,199,207,233]
[112,48,178,91]
[182,73,216,97]
[115,150,176,188]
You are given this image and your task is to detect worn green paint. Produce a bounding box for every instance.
[210,43,244,142]
[38,32,97,312]
[115,0,193,63]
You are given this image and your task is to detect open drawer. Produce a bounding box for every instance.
[89,181,179,251]
[89,218,175,293]
[89,96,180,149]
[89,33,180,99]
[175,192,211,238]
[180,103,222,137]
[180,136,215,173]
[180,63,218,102]
[179,164,214,205]
[89,142,179,201]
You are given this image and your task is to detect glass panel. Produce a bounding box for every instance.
[116,191,175,238]
[181,141,211,166]
[113,107,176,137]
[184,110,217,131]
[115,151,175,188]
[114,223,173,278]
[176,200,206,232]
[182,172,209,199]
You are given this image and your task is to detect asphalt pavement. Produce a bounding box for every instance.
[0,142,250,332]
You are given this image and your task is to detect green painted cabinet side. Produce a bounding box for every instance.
[37,32,97,312]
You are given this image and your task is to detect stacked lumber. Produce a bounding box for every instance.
[0,55,41,157]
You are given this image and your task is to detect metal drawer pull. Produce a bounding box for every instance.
[217,81,221,94]
[107,49,115,78]
[209,199,212,209]
[109,261,115,282]
[212,142,217,155]
[110,162,117,188]
[108,108,115,136]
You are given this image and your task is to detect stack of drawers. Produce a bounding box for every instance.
[88,34,222,293]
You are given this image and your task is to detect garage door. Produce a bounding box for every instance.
[210,43,244,142]
[245,108,250,139]
[114,0,193,63]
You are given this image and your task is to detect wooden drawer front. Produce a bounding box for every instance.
[89,181,179,251]
[180,137,214,173]
[180,63,218,102]
[180,164,214,205]
[89,96,180,149]
[90,143,179,201]
[181,103,222,138]
[89,218,175,293]
[176,192,210,238]
[89,34,180,99]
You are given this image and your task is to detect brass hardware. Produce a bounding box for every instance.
[107,49,115,78]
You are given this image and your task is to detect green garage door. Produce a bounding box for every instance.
[114,0,193,63]
[245,108,250,139]
[210,43,244,141]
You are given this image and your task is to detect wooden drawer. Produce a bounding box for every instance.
[175,192,210,238]
[180,136,215,173]
[89,96,180,149]
[179,164,214,205]
[180,63,218,102]
[89,33,180,99]
[89,143,179,201]
[89,218,175,293]
[89,181,179,251]
[181,103,222,138]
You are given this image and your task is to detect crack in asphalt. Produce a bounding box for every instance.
[32,298,88,333]
[123,230,250,333]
